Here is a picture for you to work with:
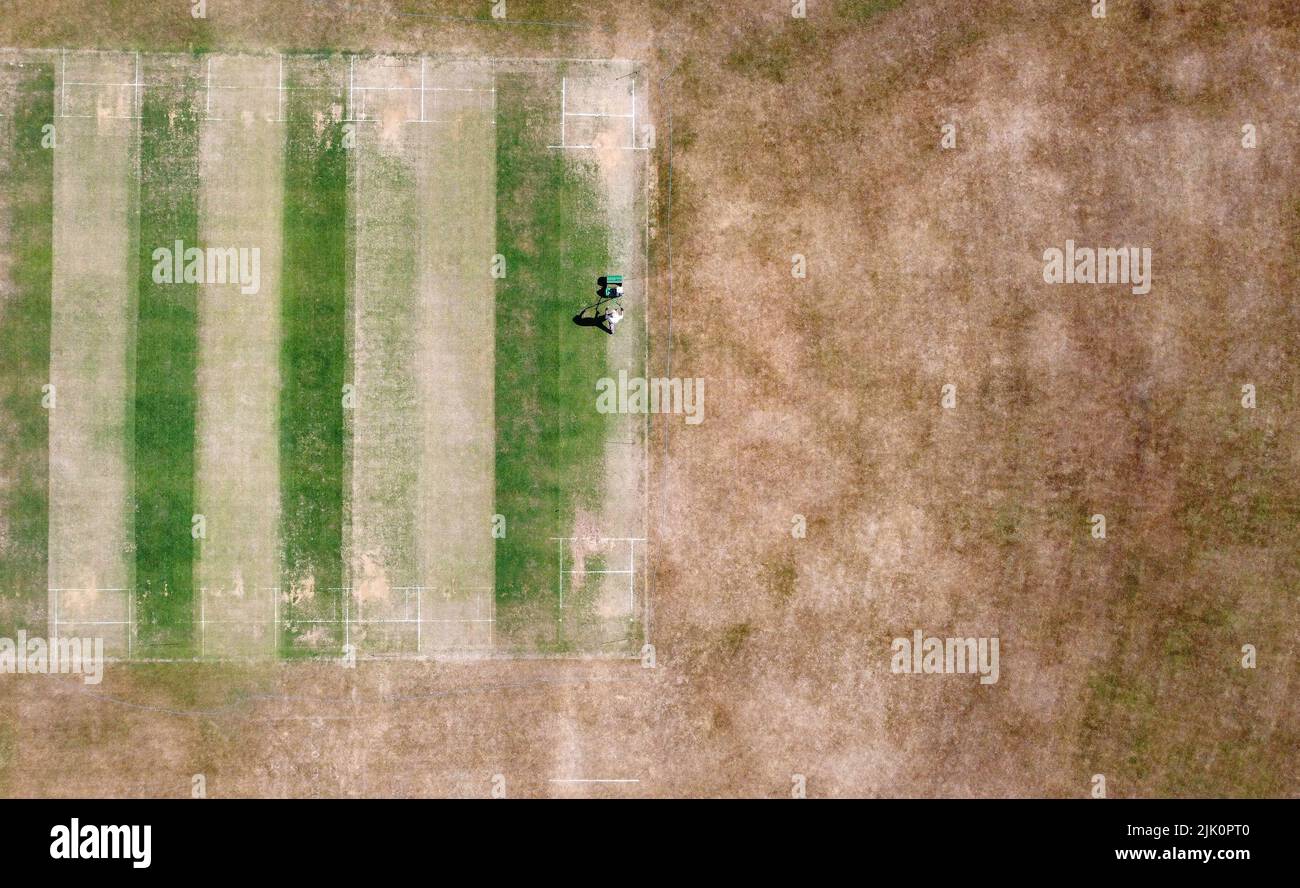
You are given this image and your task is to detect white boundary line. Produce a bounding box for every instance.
[52,620,131,625]
[646,67,654,642]
[0,49,645,64]
[48,588,134,655]
[628,539,636,613]
[548,72,647,151]
[290,618,495,625]
[352,85,492,93]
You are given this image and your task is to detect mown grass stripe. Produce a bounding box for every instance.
[351,150,421,589]
[132,74,201,657]
[0,65,54,637]
[279,66,349,656]
[493,74,612,650]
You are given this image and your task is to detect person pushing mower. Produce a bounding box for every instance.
[573,275,626,335]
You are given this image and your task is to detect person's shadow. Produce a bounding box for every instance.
[573,306,615,335]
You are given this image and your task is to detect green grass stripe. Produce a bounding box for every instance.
[493,73,612,649]
[279,67,349,656]
[132,74,202,657]
[0,65,55,637]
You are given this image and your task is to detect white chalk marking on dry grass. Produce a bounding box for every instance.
[549,144,649,151]
[549,73,647,150]
[0,49,644,64]
[60,80,363,92]
[292,619,494,625]
[52,620,131,625]
[48,587,129,592]
[643,114,652,634]
[55,51,144,119]
[354,84,490,92]
[272,587,494,647]
[49,590,134,658]
[552,538,644,624]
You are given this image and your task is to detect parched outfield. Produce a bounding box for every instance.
[0,48,651,660]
